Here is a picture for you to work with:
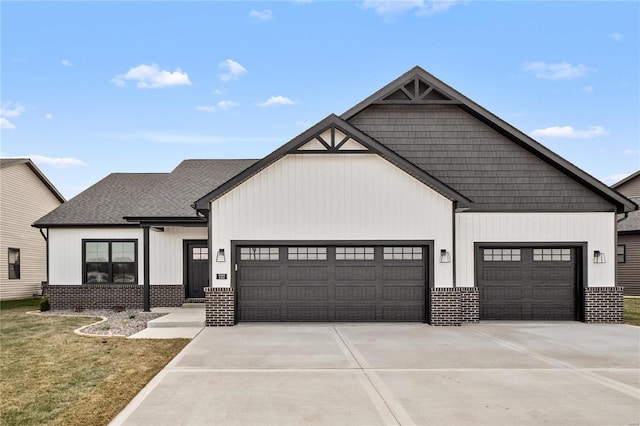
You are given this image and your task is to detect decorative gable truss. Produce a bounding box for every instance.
[194,114,473,212]
[375,76,461,105]
[295,126,369,153]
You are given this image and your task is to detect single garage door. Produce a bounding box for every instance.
[478,247,578,320]
[236,245,427,322]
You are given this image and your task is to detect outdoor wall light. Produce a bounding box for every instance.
[593,250,606,264]
[439,249,451,263]
[216,249,226,263]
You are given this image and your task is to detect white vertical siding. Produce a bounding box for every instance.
[0,163,63,299]
[211,154,454,287]
[456,212,616,287]
[149,226,207,284]
[48,228,144,285]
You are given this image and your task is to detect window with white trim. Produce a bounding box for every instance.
[8,248,20,280]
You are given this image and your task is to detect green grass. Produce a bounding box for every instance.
[624,297,640,326]
[0,298,189,426]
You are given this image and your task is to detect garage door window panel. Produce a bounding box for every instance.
[533,248,571,262]
[383,247,423,260]
[336,247,374,260]
[483,249,521,262]
[240,247,279,261]
[288,247,327,261]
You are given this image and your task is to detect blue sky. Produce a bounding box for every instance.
[2,1,639,199]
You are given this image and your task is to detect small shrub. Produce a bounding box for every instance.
[39,298,50,312]
[129,314,136,319]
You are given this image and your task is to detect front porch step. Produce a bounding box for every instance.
[147,307,205,328]
[182,302,205,308]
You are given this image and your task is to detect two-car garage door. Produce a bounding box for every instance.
[236,245,427,322]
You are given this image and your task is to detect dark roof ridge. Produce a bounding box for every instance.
[340,66,637,213]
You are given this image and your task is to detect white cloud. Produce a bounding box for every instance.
[1,102,26,118]
[530,125,606,139]
[0,118,16,129]
[610,32,624,41]
[29,155,87,168]
[61,59,73,67]
[211,88,224,95]
[624,149,639,156]
[256,95,296,107]
[361,0,464,17]
[195,106,217,113]
[0,102,26,129]
[112,64,191,89]
[217,100,239,111]
[194,100,239,113]
[249,9,273,21]
[219,59,247,82]
[583,86,593,93]
[45,113,53,120]
[522,61,591,80]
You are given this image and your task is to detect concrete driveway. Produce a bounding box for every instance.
[111,323,640,426]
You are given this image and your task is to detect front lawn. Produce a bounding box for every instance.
[0,298,189,426]
[624,297,640,326]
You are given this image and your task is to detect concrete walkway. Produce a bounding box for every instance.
[112,322,640,425]
[129,307,204,339]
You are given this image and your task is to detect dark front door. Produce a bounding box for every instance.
[186,241,208,299]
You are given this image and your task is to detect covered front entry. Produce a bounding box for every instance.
[235,244,428,322]
[185,240,208,299]
[477,246,579,320]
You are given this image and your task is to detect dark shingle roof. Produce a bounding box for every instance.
[34,159,256,226]
[618,197,640,232]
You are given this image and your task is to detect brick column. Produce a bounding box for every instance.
[429,288,461,326]
[204,287,235,326]
[459,287,479,323]
[584,287,623,323]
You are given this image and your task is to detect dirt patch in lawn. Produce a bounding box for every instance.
[0,298,189,426]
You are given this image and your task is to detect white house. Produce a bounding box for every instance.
[34,67,637,324]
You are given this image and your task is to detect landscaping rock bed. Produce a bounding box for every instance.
[37,309,166,337]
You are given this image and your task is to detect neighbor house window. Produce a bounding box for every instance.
[617,245,626,263]
[8,248,20,279]
[83,240,137,283]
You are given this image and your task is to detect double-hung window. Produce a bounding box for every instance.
[83,240,137,283]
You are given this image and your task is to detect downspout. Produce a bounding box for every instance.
[39,228,49,290]
[452,202,457,288]
[143,226,150,312]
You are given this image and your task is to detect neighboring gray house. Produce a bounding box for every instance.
[34,66,637,324]
[612,171,640,296]
[0,158,65,300]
